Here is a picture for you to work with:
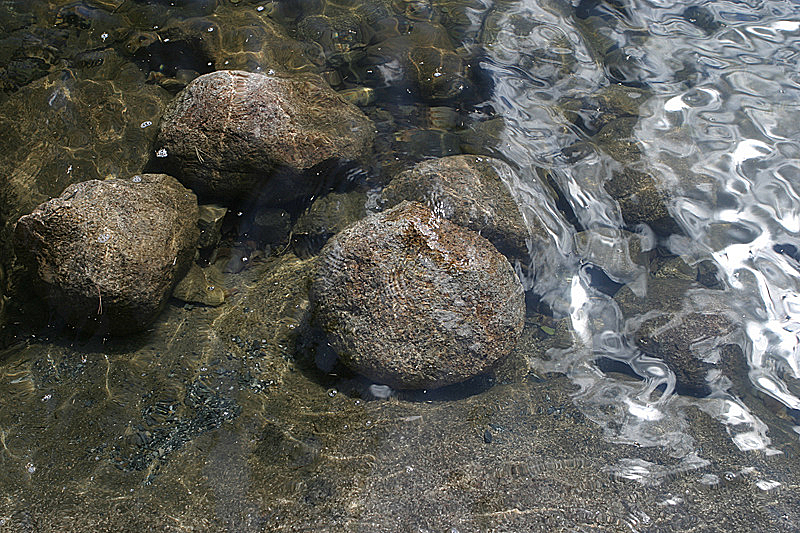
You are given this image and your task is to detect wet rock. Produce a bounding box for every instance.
[560,85,651,135]
[197,204,227,252]
[603,166,682,236]
[634,312,738,396]
[0,57,171,321]
[247,208,292,246]
[155,70,375,202]
[172,264,224,307]
[151,6,315,77]
[292,191,367,254]
[13,174,199,334]
[614,278,694,317]
[682,6,723,35]
[312,201,524,389]
[594,116,643,162]
[380,155,531,264]
[360,18,473,102]
[651,254,697,281]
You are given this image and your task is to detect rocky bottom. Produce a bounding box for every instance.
[0,256,797,533]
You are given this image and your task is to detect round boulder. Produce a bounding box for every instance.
[14,174,199,334]
[380,155,531,264]
[155,70,375,202]
[311,201,524,389]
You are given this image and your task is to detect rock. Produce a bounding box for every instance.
[292,191,367,254]
[380,155,531,264]
[560,85,650,135]
[151,6,316,79]
[603,166,682,236]
[614,278,694,318]
[594,117,643,163]
[13,174,199,334]
[172,264,225,307]
[155,70,375,202]
[247,208,292,246]
[311,201,524,389]
[0,55,171,270]
[573,228,647,284]
[197,204,227,252]
[634,312,738,396]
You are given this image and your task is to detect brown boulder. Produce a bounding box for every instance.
[14,174,199,334]
[155,70,375,202]
[380,155,531,264]
[311,201,524,389]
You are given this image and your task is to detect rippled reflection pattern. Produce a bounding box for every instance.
[485,0,800,456]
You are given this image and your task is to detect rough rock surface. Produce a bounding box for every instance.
[312,201,524,389]
[172,264,225,307]
[14,174,199,334]
[155,70,375,201]
[380,155,531,264]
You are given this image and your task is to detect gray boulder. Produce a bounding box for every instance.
[14,174,199,334]
[311,201,524,389]
[155,70,375,202]
[380,155,531,264]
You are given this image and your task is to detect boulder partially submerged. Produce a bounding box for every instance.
[155,69,375,202]
[380,155,532,264]
[14,174,199,334]
[311,201,524,389]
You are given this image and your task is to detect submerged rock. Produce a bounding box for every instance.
[172,263,225,307]
[635,311,739,396]
[616,279,742,396]
[155,70,375,202]
[292,191,367,255]
[14,174,199,334]
[381,155,532,264]
[312,201,524,389]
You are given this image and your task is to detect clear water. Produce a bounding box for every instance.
[1,0,800,531]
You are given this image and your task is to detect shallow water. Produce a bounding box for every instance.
[1,0,800,531]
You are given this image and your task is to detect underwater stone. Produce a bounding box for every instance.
[172,263,224,307]
[634,312,738,397]
[292,191,367,254]
[197,204,227,251]
[380,155,531,265]
[13,174,199,335]
[155,69,375,202]
[311,201,524,389]
[603,166,682,236]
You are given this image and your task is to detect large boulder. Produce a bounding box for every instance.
[380,155,531,264]
[14,174,199,334]
[155,70,375,202]
[311,201,524,389]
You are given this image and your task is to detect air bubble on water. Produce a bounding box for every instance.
[98,233,111,243]
[25,462,35,474]
[132,175,142,183]
[257,5,265,11]
[140,120,152,129]
[101,32,108,42]
[156,148,168,158]
[327,388,338,398]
